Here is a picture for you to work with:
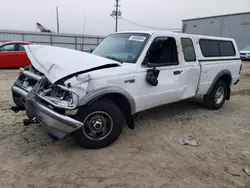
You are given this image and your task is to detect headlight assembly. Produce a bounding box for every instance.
[37,84,79,110]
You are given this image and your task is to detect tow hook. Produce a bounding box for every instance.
[11,106,20,113]
[23,118,39,126]
[11,105,25,113]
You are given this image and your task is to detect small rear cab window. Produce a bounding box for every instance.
[199,39,236,57]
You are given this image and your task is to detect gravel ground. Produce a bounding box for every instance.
[0,63,250,188]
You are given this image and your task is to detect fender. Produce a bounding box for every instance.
[206,69,232,95]
[78,86,136,115]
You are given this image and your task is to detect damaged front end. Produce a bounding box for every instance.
[11,66,86,139]
[11,44,122,140]
[11,66,43,112]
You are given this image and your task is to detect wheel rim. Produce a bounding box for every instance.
[215,86,225,104]
[82,111,113,140]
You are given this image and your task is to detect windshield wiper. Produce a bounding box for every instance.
[106,55,123,63]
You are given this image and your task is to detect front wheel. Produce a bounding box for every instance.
[72,100,124,149]
[204,80,228,110]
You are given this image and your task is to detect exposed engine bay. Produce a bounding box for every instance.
[12,65,79,113]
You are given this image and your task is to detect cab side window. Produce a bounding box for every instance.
[0,44,16,52]
[147,37,178,66]
[199,39,236,57]
[181,38,196,62]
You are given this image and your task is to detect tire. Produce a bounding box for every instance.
[72,100,124,149]
[204,80,228,110]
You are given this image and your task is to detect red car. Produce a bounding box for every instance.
[0,41,32,68]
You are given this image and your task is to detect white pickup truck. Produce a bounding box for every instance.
[11,31,242,149]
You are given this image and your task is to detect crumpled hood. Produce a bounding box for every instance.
[24,45,121,83]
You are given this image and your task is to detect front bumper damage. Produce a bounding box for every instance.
[26,97,82,138]
[11,69,83,139]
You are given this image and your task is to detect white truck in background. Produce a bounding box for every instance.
[11,31,242,149]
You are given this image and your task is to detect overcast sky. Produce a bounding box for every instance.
[0,0,249,36]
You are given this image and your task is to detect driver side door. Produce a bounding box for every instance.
[133,36,186,112]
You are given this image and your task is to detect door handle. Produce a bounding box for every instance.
[173,70,182,75]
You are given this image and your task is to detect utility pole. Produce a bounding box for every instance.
[56,7,60,33]
[110,0,121,32]
[115,0,119,32]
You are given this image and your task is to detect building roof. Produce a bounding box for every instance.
[182,11,250,22]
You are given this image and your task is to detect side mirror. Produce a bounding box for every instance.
[90,49,94,53]
[146,67,160,86]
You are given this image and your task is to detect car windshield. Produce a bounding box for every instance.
[243,46,250,51]
[92,33,150,63]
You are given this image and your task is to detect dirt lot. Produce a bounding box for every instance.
[0,63,250,188]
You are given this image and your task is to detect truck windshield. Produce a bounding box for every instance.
[92,33,150,63]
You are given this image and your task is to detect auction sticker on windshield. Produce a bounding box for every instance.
[129,36,146,42]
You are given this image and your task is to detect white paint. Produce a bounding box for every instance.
[240,50,250,53]
[24,31,241,114]
[24,45,120,83]
[240,50,250,59]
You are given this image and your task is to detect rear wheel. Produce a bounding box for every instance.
[72,100,124,149]
[204,80,228,110]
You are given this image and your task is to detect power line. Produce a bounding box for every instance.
[120,17,181,31]
[109,0,181,32]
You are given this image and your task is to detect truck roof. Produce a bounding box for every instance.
[116,31,235,41]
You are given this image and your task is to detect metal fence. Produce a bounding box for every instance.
[0,30,105,52]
